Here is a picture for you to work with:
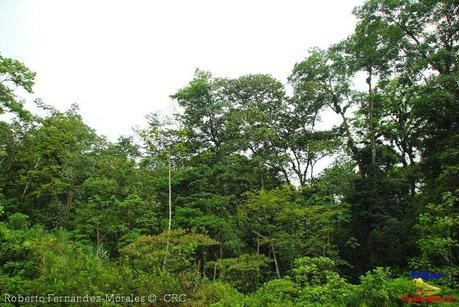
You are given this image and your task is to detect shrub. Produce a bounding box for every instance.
[193,281,245,307]
[246,278,299,306]
[208,254,269,293]
[297,272,356,306]
[292,256,337,286]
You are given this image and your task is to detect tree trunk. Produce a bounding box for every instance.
[339,112,364,176]
[260,171,265,190]
[22,157,41,199]
[162,157,173,270]
[168,158,172,231]
[202,251,206,277]
[63,190,74,226]
[310,162,314,181]
[367,69,376,165]
[213,252,218,281]
[271,244,281,278]
[257,235,260,254]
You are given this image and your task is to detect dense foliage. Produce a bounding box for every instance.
[1,0,458,305]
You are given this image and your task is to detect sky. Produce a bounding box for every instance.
[0,0,365,141]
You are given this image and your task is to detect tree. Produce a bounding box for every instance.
[411,191,458,288]
[0,54,35,119]
[222,74,286,187]
[171,70,232,154]
[354,0,459,197]
[290,47,364,176]
[2,105,102,228]
[138,113,189,269]
[238,186,348,277]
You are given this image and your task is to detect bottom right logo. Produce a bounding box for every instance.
[400,276,456,304]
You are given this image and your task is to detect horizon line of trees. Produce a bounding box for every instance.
[1,0,457,305]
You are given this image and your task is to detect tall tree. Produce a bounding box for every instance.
[0,54,35,119]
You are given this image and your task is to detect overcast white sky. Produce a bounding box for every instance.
[0,0,364,141]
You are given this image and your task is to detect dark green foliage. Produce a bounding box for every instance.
[120,228,218,274]
[246,278,300,306]
[344,172,414,275]
[0,0,458,304]
[208,254,269,293]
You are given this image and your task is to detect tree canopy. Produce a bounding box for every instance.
[0,1,458,305]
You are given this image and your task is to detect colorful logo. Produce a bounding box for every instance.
[412,278,441,296]
[401,273,455,304]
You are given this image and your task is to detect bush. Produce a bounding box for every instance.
[353,267,414,306]
[208,254,269,293]
[120,229,218,274]
[292,256,337,286]
[246,278,299,306]
[193,281,245,307]
[23,230,126,296]
[297,272,356,306]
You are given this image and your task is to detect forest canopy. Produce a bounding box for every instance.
[0,0,458,306]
